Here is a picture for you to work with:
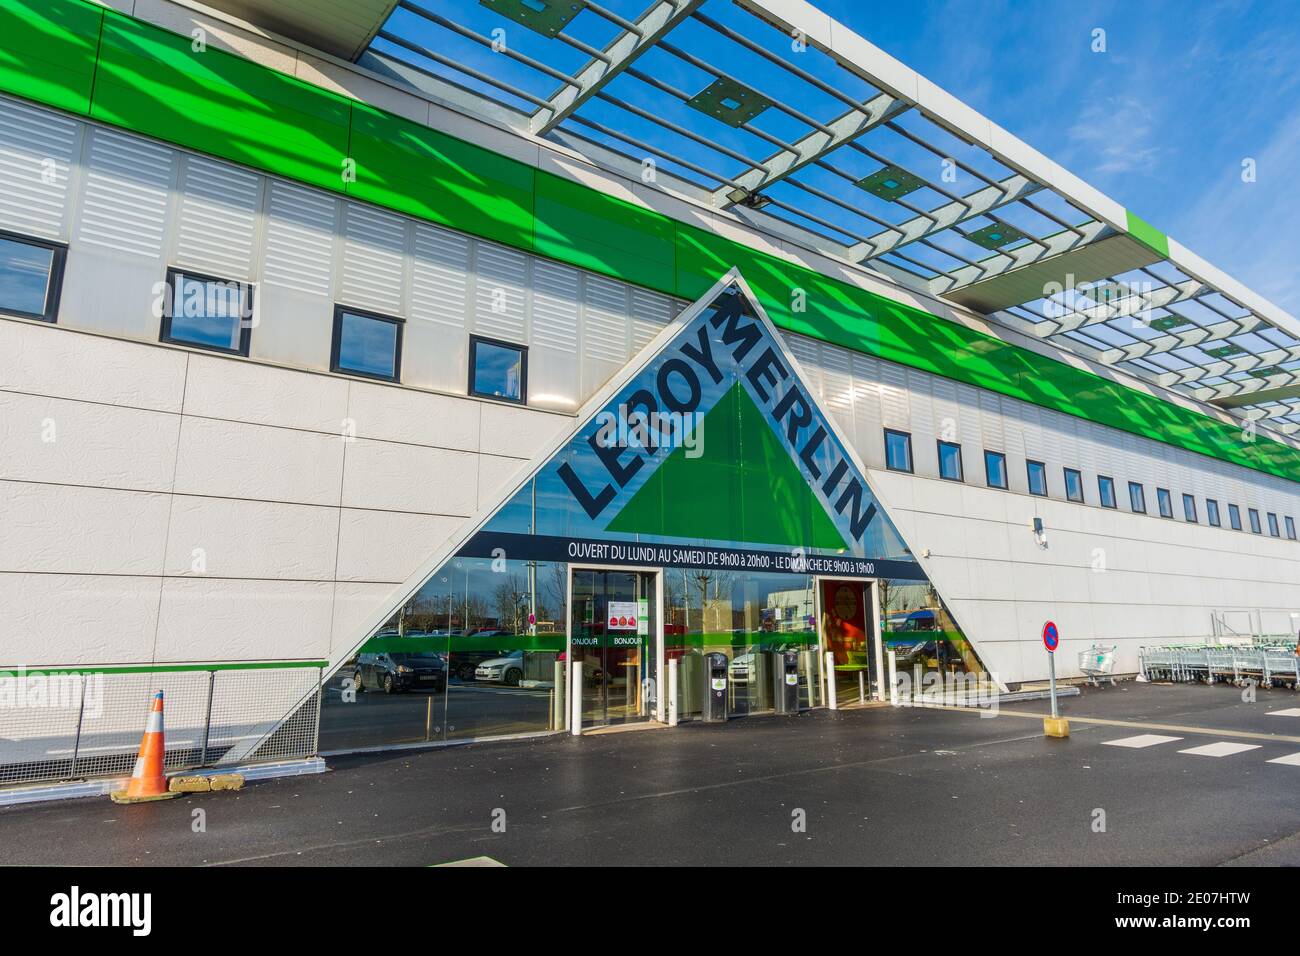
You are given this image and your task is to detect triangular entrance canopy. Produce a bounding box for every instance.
[454,273,918,579]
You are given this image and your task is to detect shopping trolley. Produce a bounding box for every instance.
[1079,644,1118,687]
[1206,647,1239,685]
[1263,648,1300,689]
[1177,646,1210,684]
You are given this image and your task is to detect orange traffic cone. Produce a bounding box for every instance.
[110,690,178,804]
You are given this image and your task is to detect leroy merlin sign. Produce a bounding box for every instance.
[544,280,912,563]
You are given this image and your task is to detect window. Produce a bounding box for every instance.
[468,335,527,403]
[160,268,253,355]
[1287,517,1297,541]
[1098,475,1116,509]
[1268,513,1281,537]
[1026,460,1047,497]
[937,441,964,481]
[984,450,1008,489]
[884,429,913,473]
[1128,482,1146,514]
[1206,499,1221,527]
[1228,504,1242,531]
[1063,468,1084,503]
[331,306,403,381]
[1182,494,1198,523]
[1249,508,1262,534]
[1156,488,1173,519]
[0,231,66,322]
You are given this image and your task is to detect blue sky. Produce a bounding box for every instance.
[814,0,1300,314]
[388,1,1299,314]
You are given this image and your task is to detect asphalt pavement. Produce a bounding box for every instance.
[3,680,1299,866]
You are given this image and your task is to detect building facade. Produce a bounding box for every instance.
[1,0,1298,767]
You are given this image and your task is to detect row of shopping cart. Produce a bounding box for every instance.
[1140,643,1300,688]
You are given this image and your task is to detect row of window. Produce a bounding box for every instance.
[884,428,1299,541]
[0,231,530,404]
[4,228,1299,539]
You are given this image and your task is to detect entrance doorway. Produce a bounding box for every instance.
[818,578,881,704]
[569,568,659,728]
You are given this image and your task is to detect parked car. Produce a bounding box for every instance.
[353,651,446,694]
[474,650,525,686]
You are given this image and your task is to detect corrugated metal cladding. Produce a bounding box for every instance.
[0,97,78,241]
[0,92,1296,522]
[0,94,682,409]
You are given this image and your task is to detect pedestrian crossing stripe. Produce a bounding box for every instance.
[1102,734,1183,748]
[1266,708,1300,718]
[1266,753,1300,767]
[1178,742,1262,757]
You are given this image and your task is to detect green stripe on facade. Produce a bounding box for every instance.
[1125,211,1171,258]
[0,660,327,674]
[0,0,1295,484]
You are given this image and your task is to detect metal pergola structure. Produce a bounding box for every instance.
[347,0,1300,439]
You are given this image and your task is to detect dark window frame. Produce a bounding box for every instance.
[1026,459,1048,497]
[1249,508,1262,534]
[984,449,1008,489]
[1228,503,1243,531]
[1156,487,1173,519]
[330,304,405,383]
[0,228,67,323]
[1063,467,1084,503]
[1097,475,1117,509]
[159,266,253,356]
[1286,516,1296,541]
[937,439,964,482]
[1183,493,1198,523]
[468,333,528,405]
[884,428,914,474]
[1267,512,1281,537]
[1206,499,1221,527]
[1128,481,1146,514]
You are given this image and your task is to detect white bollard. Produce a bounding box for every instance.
[825,651,838,710]
[552,660,564,730]
[570,661,582,736]
[888,650,899,707]
[858,670,866,704]
[667,657,679,727]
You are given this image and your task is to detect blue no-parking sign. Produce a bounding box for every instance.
[1042,620,1059,652]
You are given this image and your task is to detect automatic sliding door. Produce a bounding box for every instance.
[569,569,657,728]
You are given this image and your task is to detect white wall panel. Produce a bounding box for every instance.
[0,96,79,241]
[263,180,336,298]
[174,154,261,281]
[76,128,173,259]
[473,242,527,342]
[340,202,405,316]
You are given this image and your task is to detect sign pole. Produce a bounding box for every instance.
[1041,620,1068,738]
[1048,648,1058,719]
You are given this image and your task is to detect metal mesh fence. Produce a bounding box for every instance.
[0,666,323,788]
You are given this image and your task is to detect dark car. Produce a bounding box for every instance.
[353,651,446,694]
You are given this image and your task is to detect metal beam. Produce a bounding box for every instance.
[1196,371,1300,404]
[1094,314,1265,366]
[1160,344,1300,388]
[530,0,703,137]
[849,174,1041,263]
[712,94,906,207]
[1034,277,1206,337]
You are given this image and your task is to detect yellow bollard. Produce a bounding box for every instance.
[1043,716,1070,738]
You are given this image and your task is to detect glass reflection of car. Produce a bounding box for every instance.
[892,639,962,670]
[474,649,525,686]
[449,630,510,681]
[353,651,446,694]
[729,643,803,682]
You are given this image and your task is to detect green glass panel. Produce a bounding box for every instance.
[607,382,847,550]
[348,103,534,251]
[0,0,103,115]
[533,170,675,291]
[90,11,350,192]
